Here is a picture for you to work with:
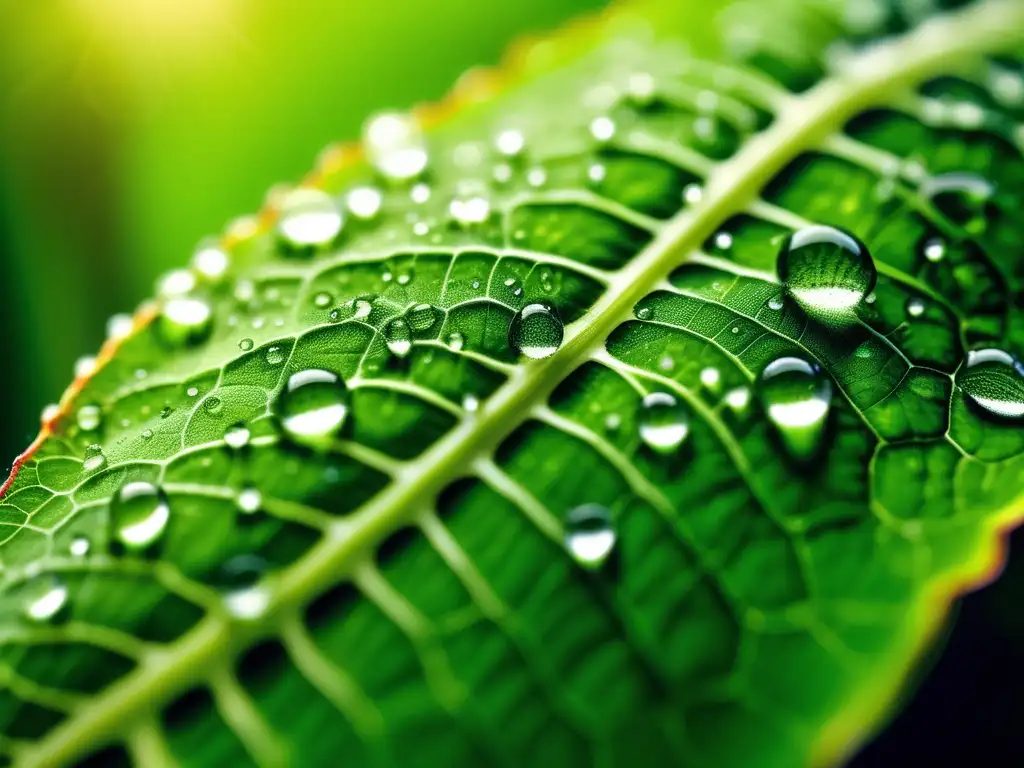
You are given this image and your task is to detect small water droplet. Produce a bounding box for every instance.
[921,172,994,234]
[224,423,251,449]
[509,302,563,360]
[906,297,926,317]
[449,190,491,226]
[364,112,429,181]
[683,183,704,205]
[777,225,876,326]
[406,303,439,332]
[158,269,197,297]
[23,578,70,623]
[462,394,480,412]
[564,504,616,569]
[638,392,690,453]
[276,188,344,248]
[410,183,431,204]
[141,429,154,440]
[495,129,525,157]
[759,356,833,461]
[768,295,784,311]
[112,481,170,552]
[447,332,465,351]
[724,386,750,411]
[77,405,102,432]
[74,355,97,379]
[237,485,262,514]
[82,445,106,473]
[216,555,270,620]
[106,313,134,341]
[346,186,383,220]
[921,236,946,263]
[700,367,721,389]
[385,318,413,358]
[313,292,332,309]
[712,232,733,250]
[265,346,286,366]
[158,296,213,346]
[587,163,606,184]
[526,167,548,187]
[204,396,223,415]
[958,348,1024,420]
[238,338,254,352]
[192,241,230,281]
[69,536,91,557]
[589,115,616,142]
[279,369,349,448]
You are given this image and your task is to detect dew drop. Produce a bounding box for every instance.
[216,555,270,620]
[364,112,429,182]
[141,429,154,440]
[587,163,606,184]
[346,186,384,220]
[406,303,439,332]
[449,190,491,226]
[589,116,616,142]
[759,356,833,462]
[410,183,431,204]
[638,392,690,453]
[526,167,548,187]
[158,269,197,297]
[385,318,413,358]
[777,225,876,326]
[767,295,784,311]
[204,396,223,415]
[495,129,526,157]
[192,241,230,281]
[447,332,465,351]
[111,481,170,552]
[106,313,134,341]
[276,188,343,248]
[462,394,480,413]
[957,348,1024,420]
[69,536,91,557]
[682,183,703,205]
[906,297,926,317]
[921,236,947,263]
[238,337,254,351]
[82,445,106,473]
[265,346,286,366]
[509,302,563,360]
[564,504,616,569]
[700,367,721,389]
[77,405,102,432]
[279,369,349,448]
[313,292,332,309]
[224,423,251,450]
[158,296,213,346]
[74,355,97,379]
[23,578,70,623]
[921,172,994,234]
[237,485,262,514]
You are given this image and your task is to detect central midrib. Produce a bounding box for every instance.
[24,2,1024,765]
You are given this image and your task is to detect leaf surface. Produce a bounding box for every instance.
[3,0,1024,765]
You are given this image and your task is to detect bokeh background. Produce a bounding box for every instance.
[0,0,1019,763]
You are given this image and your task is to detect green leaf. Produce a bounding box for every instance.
[3,0,1024,765]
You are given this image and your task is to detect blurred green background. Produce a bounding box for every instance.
[0,1,1020,764]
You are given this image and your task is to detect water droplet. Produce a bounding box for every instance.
[462,394,480,412]
[509,302,563,360]
[158,296,213,346]
[313,292,333,309]
[279,369,349,448]
[186,386,200,397]
[141,429,154,440]
[216,555,270,620]
[564,504,616,569]
[410,183,431,204]
[74,355,97,379]
[106,313,134,341]
[364,112,429,181]
[265,346,286,366]
[921,172,994,234]
[447,332,465,351]
[276,188,343,248]
[158,269,197,297]
[712,232,733,250]
[700,367,721,389]
[238,338,254,351]
[204,396,223,415]
[767,295,784,311]
[23,578,70,623]
[237,485,262,514]
[406,303,439,332]
[724,386,751,411]
[82,445,106,473]
[589,116,616,142]
[77,405,102,432]
[759,356,833,461]
[385,318,413,357]
[192,241,230,281]
[69,536,91,557]
[683,183,703,205]
[638,392,690,453]
[587,163,606,184]
[626,72,656,104]
[492,163,513,184]
[777,225,876,326]
[346,186,383,220]
[922,236,946,263]
[225,423,251,449]
[111,481,170,552]
[906,297,926,317]
[495,129,525,157]
[449,191,491,226]
[526,167,548,187]
[958,348,1024,420]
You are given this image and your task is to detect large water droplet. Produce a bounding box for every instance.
[759,356,833,462]
[638,392,690,453]
[276,188,343,248]
[509,302,563,360]
[112,481,170,552]
[364,112,429,182]
[158,296,213,346]
[958,348,1024,420]
[777,225,876,325]
[921,172,994,234]
[385,318,412,358]
[216,555,270,620]
[279,369,349,448]
[23,577,70,623]
[564,504,616,569]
